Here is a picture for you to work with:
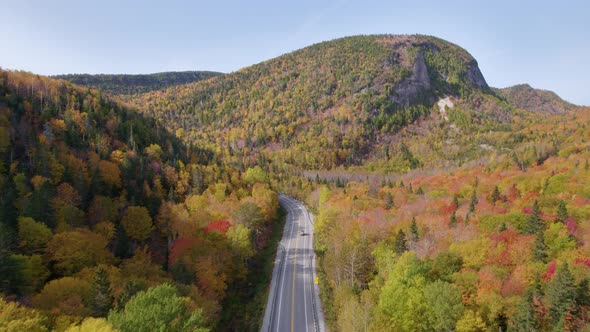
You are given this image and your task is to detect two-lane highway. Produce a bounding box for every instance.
[261,194,325,332]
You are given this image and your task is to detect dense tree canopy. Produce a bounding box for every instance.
[0,69,279,330]
[107,284,209,332]
[2,32,590,332]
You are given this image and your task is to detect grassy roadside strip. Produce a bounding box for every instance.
[217,206,287,331]
[315,239,336,331]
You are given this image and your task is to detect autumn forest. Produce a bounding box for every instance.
[1,34,590,332]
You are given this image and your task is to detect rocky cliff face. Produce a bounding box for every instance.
[392,51,431,107]
[389,38,489,108]
[466,60,488,90]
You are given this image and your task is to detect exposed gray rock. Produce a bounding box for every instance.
[466,60,488,90]
[391,51,431,107]
[389,48,488,109]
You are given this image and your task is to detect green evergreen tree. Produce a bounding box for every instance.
[499,222,507,232]
[469,189,478,213]
[491,185,501,204]
[407,183,413,194]
[576,278,590,308]
[416,186,424,195]
[394,230,408,255]
[556,200,568,224]
[0,252,26,295]
[385,192,393,210]
[449,210,457,227]
[509,290,538,331]
[410,217,419,242]
[524,200,544,235]
[89,266,114,317]
[547,262,576,325]
[0,221,17,252]
[534,271,544,296]
[452,194,459,209]
[115,225,132,259]
[532,231,548,263]
[24,181,56,228]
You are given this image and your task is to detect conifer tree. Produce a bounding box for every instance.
[556,200,568,224]
[524,200,544,235]
[491,185,501,204]
[509,291,538,331]
[532,230,548,263]
[534,272,544,296]
[385,192,393,210]
[547,262,576,325]
[394,230,408,255]
[416,186,424,195]
[576,278,590,308]
[410,217,419,242]
[452,194,459,210]
[469,189,478,213]
[89,266,114,317]
[450,210,457,227]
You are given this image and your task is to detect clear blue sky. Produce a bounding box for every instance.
[1,0,588,105]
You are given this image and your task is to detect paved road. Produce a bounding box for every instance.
[261,194,325,332]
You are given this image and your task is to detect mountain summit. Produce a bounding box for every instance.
[121,35,495,169]
[58,35,575,172]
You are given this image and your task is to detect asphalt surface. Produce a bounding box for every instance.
[261,194,325,332]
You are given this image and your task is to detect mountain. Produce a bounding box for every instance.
[494,83,578,113]
[120,35,506,171]
[54,37,578,175]
[54,71,222,96]
[2,33,590,332]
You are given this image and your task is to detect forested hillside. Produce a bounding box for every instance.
[121,35,502,172]
[288,106,590,331]
[54,71,221,96]
[2,33,589,332]
[0,69,278,331]
[495,84,578,114]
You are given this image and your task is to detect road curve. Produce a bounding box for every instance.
[261,194,325,332]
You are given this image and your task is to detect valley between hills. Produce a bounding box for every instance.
[1,34,590,331]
